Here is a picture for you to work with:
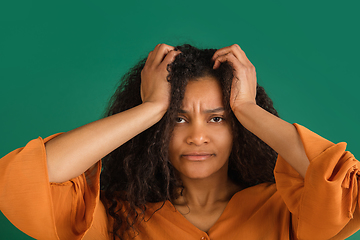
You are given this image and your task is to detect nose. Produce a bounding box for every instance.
[186,122,210,146]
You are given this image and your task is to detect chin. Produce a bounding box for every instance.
[186,173,212,180]
[181,168,217,180]
[174,160,229,181]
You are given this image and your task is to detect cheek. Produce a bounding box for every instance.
[219,132,233,159]
[216,128,233,155]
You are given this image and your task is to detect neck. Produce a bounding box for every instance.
[174,165,241,208]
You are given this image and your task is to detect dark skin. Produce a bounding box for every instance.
[45,43,309,232]
[169,76,242,231]
[170,44,309,232]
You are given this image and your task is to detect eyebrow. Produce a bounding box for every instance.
[179,107,225,114]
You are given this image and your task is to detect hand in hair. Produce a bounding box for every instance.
[141,44,181,112]
[213,44,309,178]
[212,44,257,112]
[45,45,181,183]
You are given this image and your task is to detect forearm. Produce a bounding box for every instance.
[233,102,309,178]
[46,102,166,183]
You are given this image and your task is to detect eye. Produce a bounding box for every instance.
[175,117,186,123]
[209,117,224,123]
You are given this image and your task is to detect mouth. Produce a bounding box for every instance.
[181,153,215,161]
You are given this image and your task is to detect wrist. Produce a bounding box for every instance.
[231,101,257,116]
[141,101,168,119]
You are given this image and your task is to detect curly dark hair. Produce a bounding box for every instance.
[100,44,279,239]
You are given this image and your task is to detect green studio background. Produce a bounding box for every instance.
[0,0,359,239]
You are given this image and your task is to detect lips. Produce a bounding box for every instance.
[181,152,215,161]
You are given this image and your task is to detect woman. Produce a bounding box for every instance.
[0,44,359,240]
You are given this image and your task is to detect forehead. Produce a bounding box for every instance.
[181,76,224,110]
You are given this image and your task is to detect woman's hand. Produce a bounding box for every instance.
[45,44,181,183]
[141,44,181,112]
[212,44,257,112]
[213,44,309,178]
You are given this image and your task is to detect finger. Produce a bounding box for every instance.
[145,51,154,65]
[212,44,252,66]
[151,43,162,58]
[213,52,245,69]
[160,49,181,67]
[145,44,162,65]
[153,44,175,65]
[212,44,243,60]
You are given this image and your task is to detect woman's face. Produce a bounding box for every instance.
[168,76,233,180]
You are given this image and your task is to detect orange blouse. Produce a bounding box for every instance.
[0,124,359,240]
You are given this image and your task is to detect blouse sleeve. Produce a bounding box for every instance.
[274,123,360,240]
[0,134,102,240]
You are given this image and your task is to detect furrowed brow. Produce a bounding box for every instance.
[178,107,225,114]
[204,107,225,113]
